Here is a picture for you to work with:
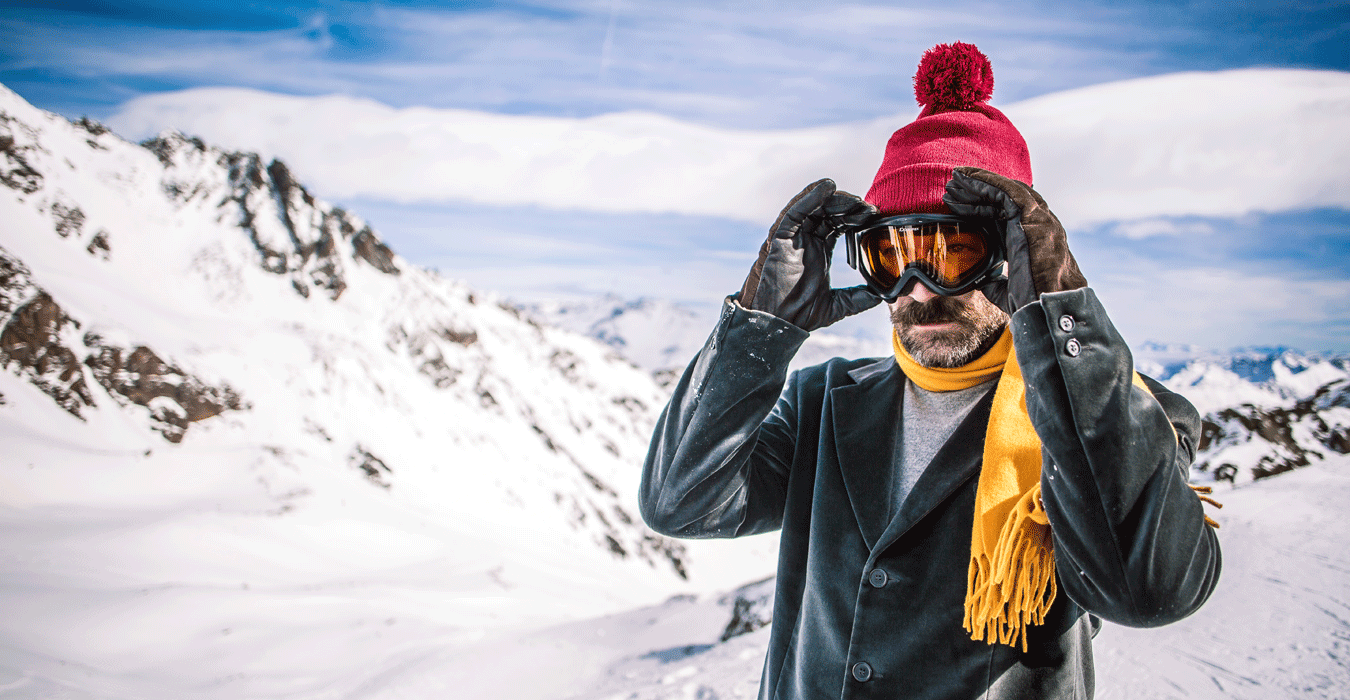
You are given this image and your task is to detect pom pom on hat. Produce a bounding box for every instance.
[914,42,994,113]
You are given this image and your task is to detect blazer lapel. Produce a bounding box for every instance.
[871,385,995,557]
[831,357,904,551]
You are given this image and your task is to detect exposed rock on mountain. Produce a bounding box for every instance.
[718,576,775,642]
[82,339,245,442]
[145,132,399,301]
[1,246,243,441]
[0,110,44,194]
[0,282,93,416]
[1196,377,1350,482]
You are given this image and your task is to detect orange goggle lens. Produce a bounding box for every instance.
[858,222,990,289]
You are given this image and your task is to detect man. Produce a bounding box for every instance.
[639,42,1221,699]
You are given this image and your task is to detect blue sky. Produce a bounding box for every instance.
[4,1,1350,351]
[6,0,1348,128]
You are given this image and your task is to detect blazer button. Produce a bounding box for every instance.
[1058,314,1075,332]
[868,569,888,588]
[852,661,873,682]
[1065,338,1081,357]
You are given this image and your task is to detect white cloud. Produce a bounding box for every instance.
[5,2,1149,129]
[1110,219,1215,239]
[106,68,1350,229]
[106,87,904,223]
[1007,69,1350,226]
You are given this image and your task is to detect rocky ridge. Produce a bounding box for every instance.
[0,247,243,441]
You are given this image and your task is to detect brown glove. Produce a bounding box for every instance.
[942,167,1087,315]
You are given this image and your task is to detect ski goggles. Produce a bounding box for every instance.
[843,214,1007,300]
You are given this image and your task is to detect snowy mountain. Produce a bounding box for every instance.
[1137,343,1350,485]
[520,294,891,385]
[0,83,783,698]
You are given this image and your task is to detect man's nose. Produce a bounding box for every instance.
[906,281,939,303]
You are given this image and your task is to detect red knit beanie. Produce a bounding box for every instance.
[865,42,1032,214]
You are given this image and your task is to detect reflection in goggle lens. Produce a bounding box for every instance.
[859,222,989,289]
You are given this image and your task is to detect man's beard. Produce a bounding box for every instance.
[891,292,1009,368]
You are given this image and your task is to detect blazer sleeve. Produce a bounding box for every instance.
[1011,287,1222,628]
[639,296,809,539]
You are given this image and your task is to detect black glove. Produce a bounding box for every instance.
[943,167,1087,316]
[739,179,882,331]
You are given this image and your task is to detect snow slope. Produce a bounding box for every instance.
[1092,456,1350,699]
[322,456,1350,699]
[0,83,779,699]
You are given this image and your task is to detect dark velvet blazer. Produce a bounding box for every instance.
[641,289,1220,700]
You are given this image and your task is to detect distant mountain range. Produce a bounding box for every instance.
[518,295,891,387]
[1134,342,1350,485]
[525,302,1350,488]
[518,295,712,388]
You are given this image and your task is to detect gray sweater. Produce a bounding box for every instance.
[895,377,996,515]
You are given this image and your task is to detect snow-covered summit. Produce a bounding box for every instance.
[1137,342,1349,407]
[0,82,784,698]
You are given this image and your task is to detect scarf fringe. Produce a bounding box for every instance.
[1190,484,1223,528]
[963,487,1057,652]
[898,327,1059,651]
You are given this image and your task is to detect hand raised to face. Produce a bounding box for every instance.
[739,179,883,332]
[943,167,1087,316]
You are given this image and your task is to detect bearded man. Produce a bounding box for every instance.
[639,42,1221,700]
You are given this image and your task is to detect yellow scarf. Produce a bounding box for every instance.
[893,326,1151,651]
